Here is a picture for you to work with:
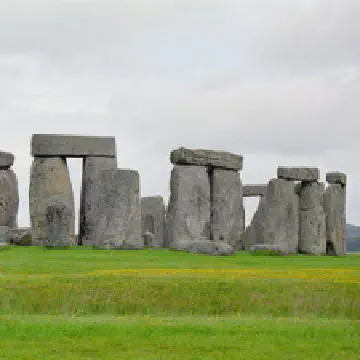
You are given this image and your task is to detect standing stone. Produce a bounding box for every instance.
[166,165,210,246]
[0,169,19,227]
[299,182,326,255]
[324,179,346,256]
[29,157,75,246]
[45,196,74,247]
[141,196,165,247]
[211,169,243,248]
[79,156,117,245]
[242,179,299,253]
[95,169,142,249]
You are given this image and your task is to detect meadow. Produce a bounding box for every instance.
[0,247,359,359]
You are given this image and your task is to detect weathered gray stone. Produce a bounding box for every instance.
[211,169,243,248]
[242,179,299,253]
[171,239,234,255]
[324,184,346,256]
[7,227,32,246]
[250,244,287,255]
[298,182,326,255]
[142,231,155,247]
[0,226,9,244]
[141,196,165,248]
[29,157,75,246]
[0,170,19,227]
[31,134,116,158]
[170,147,243,170]
[277,167,319,181]
[95,169,142,249]
[326,172,347,186]
[79,156,117,245]
[45,196,74,247]
[0,151,14,169]
[243,184,267,197]
[166,165,210,246]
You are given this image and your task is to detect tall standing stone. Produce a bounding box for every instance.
[324,172,347,256]
[0,169,19,227]
[166,165,210,246]
[29,157,75,245]
[141,196,165,247]
[299,182,326,255]
[95,169,142,249]
[211,169,243,248]
[79,156,117,245]
[242,178,299,253]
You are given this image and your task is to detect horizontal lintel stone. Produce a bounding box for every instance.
[326,172,347,186]
[170,147,243,170]
[0,151,14,168]
[31,134,116,158]
[243,184,267,197]
[277,167,319,181]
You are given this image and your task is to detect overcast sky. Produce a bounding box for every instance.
[0,0,359,227]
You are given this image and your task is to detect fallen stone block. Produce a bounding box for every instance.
[170,147,243,170]
[0,151,14,169]
[6,227,32,246]
[243,184,267,197]
[250,244,287,255]
[326,172,347,186]
[277,167,319,181]
[31,134,116,158]
[171,239,235,255]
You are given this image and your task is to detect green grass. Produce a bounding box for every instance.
[0,247,359,359]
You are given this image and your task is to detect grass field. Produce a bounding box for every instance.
[0,247,359,359]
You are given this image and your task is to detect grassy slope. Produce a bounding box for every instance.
[0,247,359,359]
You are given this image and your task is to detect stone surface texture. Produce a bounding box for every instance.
[0,226,9,244]
[29,157,75,245]
[243,184,267,197]
[141,196,165,247]
[299,182,326,254]
[0,170,19,227]
[277,167,319,181]
[7,227,32,246]
[170,147,243,170]
[171,239,234,255]
[95,169,142,249]
[324,184,346,256]
[211,169,243,248]
[79,156,117,245]
[250,244,288,255]
[31,134,116,158]
[326,172,347,186]
[45,196,74,247]
[242,178,299,253]
[0,151,14,169]
[166,165,211,246]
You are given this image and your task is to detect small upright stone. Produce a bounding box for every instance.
[141,196,165,247]
[29,157,75,245]
[45,196,74,247]
[326,172,347,186]
[95,169,142,249]
[166,165,210,246]
[170,147,243,170]
[0,169,19,227]
[277,167,319,181]
[0,151,14,169]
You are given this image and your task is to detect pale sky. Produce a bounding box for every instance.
[0,0,359,227]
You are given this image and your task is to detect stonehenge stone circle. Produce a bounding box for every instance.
[171,147,243,170]
[324,172,346,256]
[242,178,299,253]
[0,151,14,169]
[166,165,211,246]
[79,156,117,245]
[243,184,267,197]
[298,182,326,255]
[141,196,165,247]
[171,239,235,255]
[29,157,75,245]
[45,196,74,247]
[211,169,243,248]
[0,169,19,227]
[95,169,142,249]
[31,134,116,157]
[277,167,319,181]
